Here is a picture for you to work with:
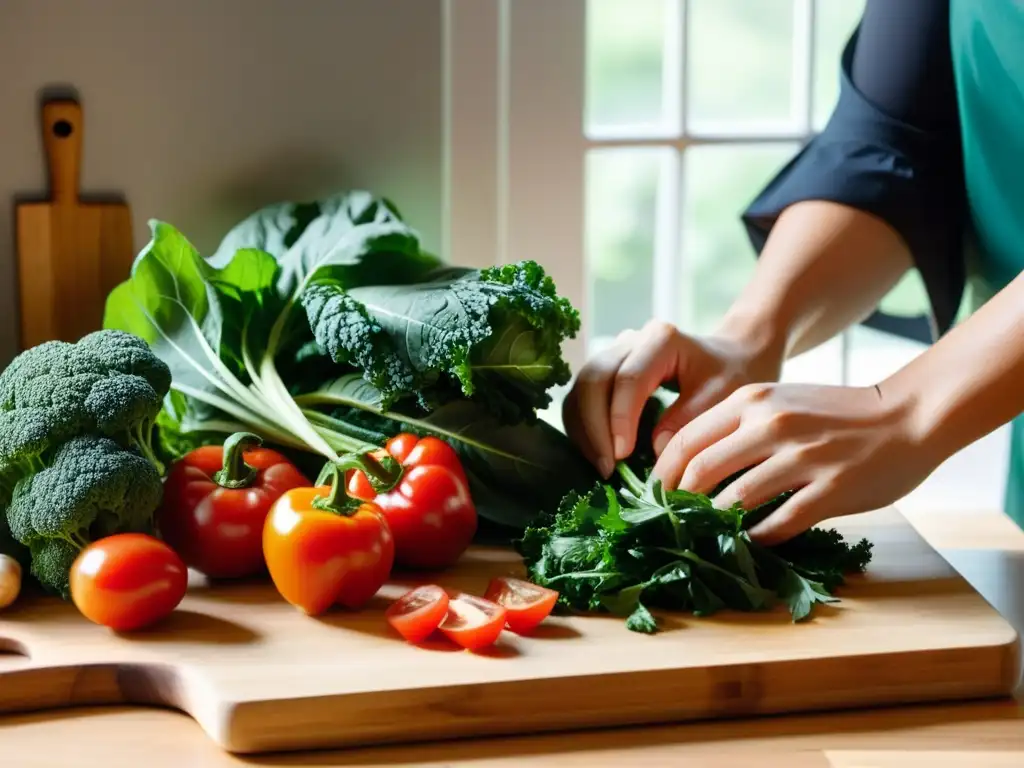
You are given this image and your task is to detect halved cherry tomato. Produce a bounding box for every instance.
[70,533,188,632]
[159,432,310,579]
[263,464,394,617]
[484,577,559,634]
[439,593,507,651]
[385,584,450,644]
[345,436,477,571]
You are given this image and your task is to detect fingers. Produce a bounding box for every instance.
[651,395,744,491]
[562,341,632,477]
[746,482,835,546]
[678,423,776,496]
[607,322,679,460]
[712,449,808,509]
[652,382,734,456]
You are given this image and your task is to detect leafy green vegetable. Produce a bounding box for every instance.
[103,191,594,529]
[517,463,873,633]
[316,260,579,419]
[0,330,171,592]
[7,436,163,597]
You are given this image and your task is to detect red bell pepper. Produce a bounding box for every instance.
[343,435,476,571]
[158,432,310,579]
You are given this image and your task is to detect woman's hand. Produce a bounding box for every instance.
[652,381,937,545]
[562,319,783,477]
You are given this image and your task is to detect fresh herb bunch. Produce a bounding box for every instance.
[516,464,873,633]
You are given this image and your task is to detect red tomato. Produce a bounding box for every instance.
[347,435,476,571]
[263,478,394,616]
[439,593,507,651]
[70,533,188,632]
[159,432,310,579]
[484,577,559,634]
[385,584,450,644]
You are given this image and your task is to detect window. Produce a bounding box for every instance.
[582,0,932,385]
[442,0,1010,512]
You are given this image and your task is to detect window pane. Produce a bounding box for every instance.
[586,0,675,135]
[812,0,864,129]
[586,148,671,345]
[687,0,796,131]
[681,143,798,335]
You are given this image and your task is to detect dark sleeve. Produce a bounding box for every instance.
[741,0,966,340]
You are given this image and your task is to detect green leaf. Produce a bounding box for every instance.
[298,374,599,529]
[777,567,837,622]
[209,200,320,266]
[276,191,438,297]
[625,601,658,634]
[102,221,308,452]
[308,261,578,420]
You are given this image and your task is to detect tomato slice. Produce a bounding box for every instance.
[484,577,559,634]
[385,584,450,644]
[439,593,507,651]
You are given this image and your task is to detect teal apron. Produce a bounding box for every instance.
[950,2,1024,526]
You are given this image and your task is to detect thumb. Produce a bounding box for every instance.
[651,383,731,456]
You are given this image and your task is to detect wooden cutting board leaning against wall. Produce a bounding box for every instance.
[15,98,133,349]
[0,507,1018,755]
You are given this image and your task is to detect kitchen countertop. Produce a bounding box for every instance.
[2,508,1022,768]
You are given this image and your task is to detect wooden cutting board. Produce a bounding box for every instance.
[0,508,1017,755]
[15,98,134,350]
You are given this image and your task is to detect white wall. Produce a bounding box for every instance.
[0,0,443,366]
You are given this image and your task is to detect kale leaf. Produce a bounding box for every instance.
[516,464,873,633]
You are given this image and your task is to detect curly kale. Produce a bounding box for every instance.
[305,261,581,420]
[0,330,171,595]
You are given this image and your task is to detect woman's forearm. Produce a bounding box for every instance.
[885,270,1024,464]
[716,200,914,372]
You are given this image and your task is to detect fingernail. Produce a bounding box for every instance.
[598,458,615,478]
[613,436,628,459]
[653,432,671,456]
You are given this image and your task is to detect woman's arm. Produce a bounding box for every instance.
[717,200,912,367]
[724,0,962,367]
[889,270,1024,465]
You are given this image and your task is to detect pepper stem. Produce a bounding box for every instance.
[328,451,403,494]
[213,432,263,489]
[313,463,348,513]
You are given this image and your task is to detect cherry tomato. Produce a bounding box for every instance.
[263,470,394,616]
[385,584,450,644]
[484,577,559,634]
[439,593,507,651]
[347,436,477,571]
[70,533,188,632]
[159,432,310,579]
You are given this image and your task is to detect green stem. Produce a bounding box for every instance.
[616,462,646,498]
[333,451,403,494]
[134,421,165,477]
[213,432,263,489]
[311,464,351,515]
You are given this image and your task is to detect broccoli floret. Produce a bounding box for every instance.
[7,436,163,597]
[0,329,171,476]
[0,330,171,597]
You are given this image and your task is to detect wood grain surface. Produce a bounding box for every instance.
[15,98,133,349]
[0,507,1017,755]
